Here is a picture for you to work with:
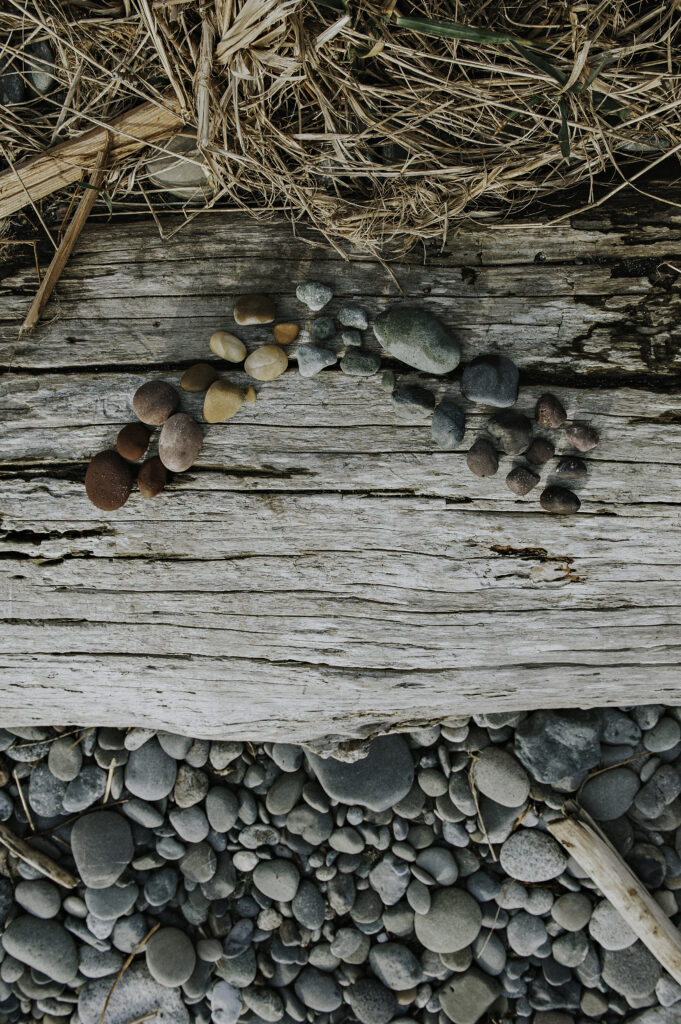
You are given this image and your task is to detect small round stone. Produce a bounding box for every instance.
[297,344,336,377]
[461,353,520,407]
[506,465,540,496]
[85,451,133,511]
[487,411,532,455]
[273,323,299,345]
[589,899,637,950]
[345,978,397,1024]
[551,893,592,932]
[466,437,498,477]
[294,966,342,1012]
[296,281,333,311]
[125,738,177,800]
[233,294,276,325]
[48,736,83,781]
[137,456,167,498]
[209,332,247,362]
[132,380,179,426]
[499,830,567,882]
[181,363,218,391]
[253,859,300,901]
[145,927,196,987]
[71,811,133,889]
[535,393,567,428]
[554,456,587,479]
[431,400,466,450]
[340,350,382,376]
[203,381,244,423]
[116,423,150,461]
[540,486,580,515]
[579,767,639,820]
[310,316,336,341]
[244,345,288,381]
[643,716,681,752]
[526,437,555,465]
[413,887,481,953]
[565,423,599,451]
[471,747,530,807]
[337,304,368,330]
[158,413,203,472]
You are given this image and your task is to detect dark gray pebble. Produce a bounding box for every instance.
[340,350,382,376]
[461,353,519,407]
[310,316,336,342]
[554,456,587,480]
[525,437,555,465]
[540,486,581,515]
[506,465,540,496]
[431,400,466,450]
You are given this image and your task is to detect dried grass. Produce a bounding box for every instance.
[1,0,680,255]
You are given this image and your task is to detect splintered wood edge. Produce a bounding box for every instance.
[0,822,78,889]
[547,814,681,985]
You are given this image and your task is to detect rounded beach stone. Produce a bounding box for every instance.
[461,353,519,407]
[233,294,276,325]
[181,363,218,391]
[78,962,188,1024]
[310,316,336,341]
[554,455,587,480]
[499,830,567,882]
[116,423,150,461]
[306,734,414,812]
[338,303,368,330]
[244,345,288,381]
[2,916,78,984]
[413,887,481,953]
[579,767,639,821]
[297,344,337,377]
[209,332,247,362]
[565,423,599,451]
[70,811,133,889]
[205,787,239,831]
[540,486,580,515]
[146,927,196,988]
[487,411,532,455]
[294,967,342,1012]
[85,451,133,511]
[438,967,501,1024]
[296,281,333,311]
[526,437,555,465]
[14,880,61,919]
[466,437,498,477]
[125,738,177,799]
[369,942,421,991]
[536,393,567,428]
[374,305,460,375]
[273,323,299,345]
[132,380,179,426]
[48,735,83,781]
[431,401,466,450]
[506,465,540,496]
[471,747,530,807]
[551,893,592,932]
[340,350,382,376]
[158,413,203,472]
[203,381,244,423]
[137,456,167,499]
[589,899,637,950]
[345,979,397,1024]
[253,858,300,901]
[601,942,662,998]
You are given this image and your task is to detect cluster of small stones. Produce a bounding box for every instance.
[0,41,57,105]
[1,706,681,1024]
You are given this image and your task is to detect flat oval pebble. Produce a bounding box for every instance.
[203,381,244,423]
[487,411,532,455]
[296,281,333,311]
[137,456,167,498]
[233,294,276,325]
[132,380,179,425]
[3,916,78,983]
[14,879,61,919]
[374,305,460,375]
[525,436,555,465]
[125,737,177,800]
[540,485,580,515]
[297,344,337,377]
[499,829,567,882]
[461,353,519,407]
[307,735,414,812]
[253,858,300,901]
[209,332,247,362]
[431,400,465,450]
[554,455,587,479]
[340,350,381,376]
[466,437,498,477]
[565,422,599,451]
[70,811,133,889]
[244,344,288,381]
[536,392,567,428]
[579,767,640,820]
[413,887,481,953]
[116,422,150,461]
[472,746,530,807]
[85,451,133,510]
[146,926,196,987]
[506,465,540,496]
[158,413,203,472]
[181,362,218,391]
[273,323,299,345]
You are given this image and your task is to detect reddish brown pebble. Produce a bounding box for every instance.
[132,380,179,426]
[116,422,151,461]
[565,423,599,452]
[85,451,133,511]
[540,486,581,515]
[181,363,218,392]
[554,456,587,480]
[158,413,203,472]
[535,393,567,429]
[525,437,555,465]
[466,437,499,477]
[273,323,300,345]
[138,456,167,498]
[506,465,540,496]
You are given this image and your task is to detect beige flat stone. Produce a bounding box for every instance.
[244,345,288,382]
[181,363,218,392]
[203,381,244,423]
[209,332,246,363]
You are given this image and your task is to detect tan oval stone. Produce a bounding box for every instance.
[273,323,299,345]
[244,345,288,382]
[181,363,218,392]
[209,332,247,363]
[203,381,244,424]
[244,386,257,403]
[233,294,276,326]
[158,413,203,472]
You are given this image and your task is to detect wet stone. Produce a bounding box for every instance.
[431,400,466,450]
[540,485,581,515]
[506,465,540,496]
[554,456,587,480]
[461,353,519,408]
[374,306,461,375]
[466,437,498,477]
[536,393,567,429]
[565,423,599,452]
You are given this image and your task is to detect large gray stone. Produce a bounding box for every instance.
[374,305,460,374]
[413,887,481,953]
[514,710,601,786]
[461,354,519,407]
[439,967,502,1024]
[125,738,177,800]
[71,810,133,889]
[2,916,78,984]
[78,962,189,1024]
[307,735,414,812]
[580,767,640,821]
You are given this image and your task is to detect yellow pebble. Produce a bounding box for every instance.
[244,345,288,382]
[209,331,247,363]
[244,386,257,403]
[203,381,244,423]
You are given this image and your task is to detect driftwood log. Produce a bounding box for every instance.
[1,195,680,743]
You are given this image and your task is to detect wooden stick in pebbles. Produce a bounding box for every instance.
[0,821,78,889]
[548,804,681,985]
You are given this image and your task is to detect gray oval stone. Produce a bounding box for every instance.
[253,859,300,902]
[125,738,177,800]
[374,306,460,374]
[461,353,520,407]
[413,887,482,953]
[3,916,78,984]
[146,927,196,988]
[71,810,133,889]
[499,830,567,883]
[471,746,530,808]
[307,735,414,812]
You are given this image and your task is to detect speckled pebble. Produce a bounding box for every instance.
[565,422,599,452]
[340,350,382,376]
[506,465,540,496]
[540,485,581,515]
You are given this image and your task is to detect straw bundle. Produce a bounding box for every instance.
[1,0,680,254]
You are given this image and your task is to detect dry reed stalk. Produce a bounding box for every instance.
[0,821,78,888]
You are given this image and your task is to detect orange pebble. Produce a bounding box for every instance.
[273,323,299,345]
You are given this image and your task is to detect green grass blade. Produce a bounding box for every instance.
[393,16,548,50]
[512,41,566,85]
[313,0,347,11]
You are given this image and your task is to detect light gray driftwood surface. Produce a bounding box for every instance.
[1,199,681,744]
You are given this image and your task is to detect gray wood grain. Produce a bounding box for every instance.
[1,200,680,741]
